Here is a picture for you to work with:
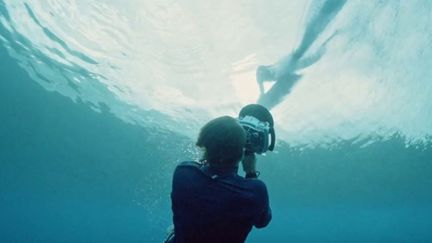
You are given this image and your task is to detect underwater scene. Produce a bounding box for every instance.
[1,0,431,242]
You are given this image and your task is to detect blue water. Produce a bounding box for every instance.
[1,1,432,242]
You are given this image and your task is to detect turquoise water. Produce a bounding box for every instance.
[1,1,432,242]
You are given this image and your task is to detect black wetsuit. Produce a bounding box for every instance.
[170,161,271,243]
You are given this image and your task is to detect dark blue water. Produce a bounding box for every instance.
[0,44,182,242]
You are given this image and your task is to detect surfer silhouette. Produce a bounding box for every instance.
[257,0,347,110]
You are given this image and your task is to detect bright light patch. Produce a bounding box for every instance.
[231,70,260,104]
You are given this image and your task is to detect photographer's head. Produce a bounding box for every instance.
[196,116,246,168]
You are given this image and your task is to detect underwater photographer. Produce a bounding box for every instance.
[165,104,275,243]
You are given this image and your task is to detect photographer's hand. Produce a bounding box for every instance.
[242,151,258,178]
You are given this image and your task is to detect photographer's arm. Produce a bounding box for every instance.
[242,151,272,227]
[242,151,259,178]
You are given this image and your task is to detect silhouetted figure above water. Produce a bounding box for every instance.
[257,0,347,110]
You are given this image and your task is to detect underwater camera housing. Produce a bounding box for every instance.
[238,116,270,154]
[238,104,276,154]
